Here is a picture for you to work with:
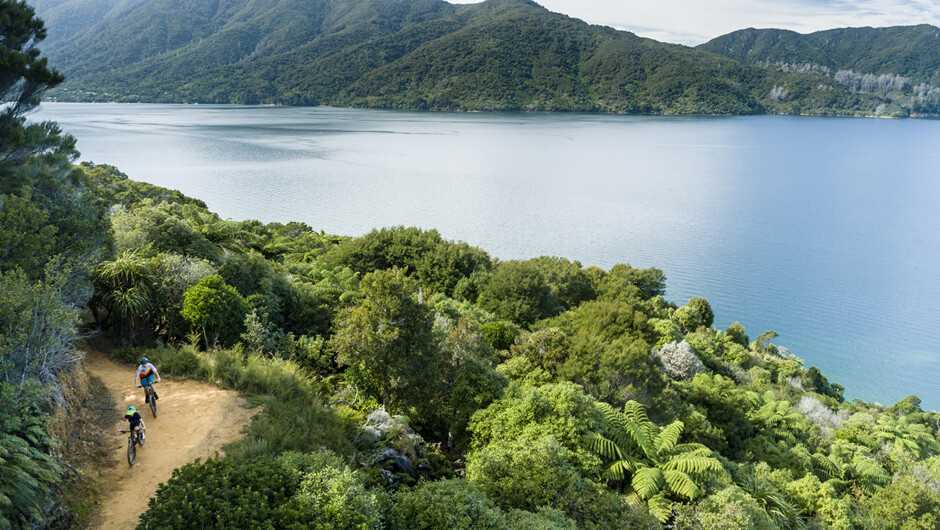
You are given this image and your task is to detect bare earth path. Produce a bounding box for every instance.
[83,349,257,530]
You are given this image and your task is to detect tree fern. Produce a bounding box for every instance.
[655,422,683,454]
[661,454,723,475]
[812,446,890,496]
[812,452,841,480]
[603,459,640,482]
[646,493,672,522]
[587,400,723,522]
[631,467,664,499]
[663,470,699,500]
[749,395,805,445]
[737,475,805,530]
[0,384,62,529]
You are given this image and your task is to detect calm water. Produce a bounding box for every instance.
[36,103,940,409]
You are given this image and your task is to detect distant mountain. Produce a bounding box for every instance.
[30,0,939,116]
[699,25,940,84]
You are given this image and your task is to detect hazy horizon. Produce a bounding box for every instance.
[447,0,940,45]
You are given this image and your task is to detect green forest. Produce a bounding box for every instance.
[31,0,940,116]
[4,1,940,528]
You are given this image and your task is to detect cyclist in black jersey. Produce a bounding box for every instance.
[123,406,146,442]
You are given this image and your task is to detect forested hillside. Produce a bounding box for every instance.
[700,25,940,116]
[32,0,922,115]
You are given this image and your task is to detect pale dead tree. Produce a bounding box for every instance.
[770,85,789,101]
[1,262,85,385]
[653,340,704,381]
[834,70,909,93]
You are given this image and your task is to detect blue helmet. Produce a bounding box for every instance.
[140,357,149,365]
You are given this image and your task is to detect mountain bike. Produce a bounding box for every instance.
[120,428,145,466]
[143,381,158,418]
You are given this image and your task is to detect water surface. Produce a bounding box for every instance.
[36,103,940,409]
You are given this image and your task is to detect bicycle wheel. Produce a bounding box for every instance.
[127,436,137,466]
[148,386,158,418]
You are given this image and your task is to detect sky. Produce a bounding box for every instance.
[447,0,940,45]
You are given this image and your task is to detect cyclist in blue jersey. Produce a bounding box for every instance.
[135,357,162,403]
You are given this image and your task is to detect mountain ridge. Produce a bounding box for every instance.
[699,24,940,84]
[31,0,940,116]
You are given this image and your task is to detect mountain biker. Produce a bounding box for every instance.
[123,405,146,442]
[135,357,161,403]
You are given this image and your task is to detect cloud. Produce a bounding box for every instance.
[446,0,940,44]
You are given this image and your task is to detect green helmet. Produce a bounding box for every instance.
[126,406,136,414]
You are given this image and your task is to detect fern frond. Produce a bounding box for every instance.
[587,433,625,461]
[661,454,722,476]
[646,492,672,523]
[812,453,840,480]
[628,421,656,462]
[623,400,649,423]
[632,467,665,500]
[671,443,712,456]
[655,421,683,454]
[598,402,639,454]
[664,469,699,500]
[604,459,641,482]
[824,478,849,494]
[623,400,659,443]
[624,492,643,509]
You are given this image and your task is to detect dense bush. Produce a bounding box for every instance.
[140,455,297,529]
[478,260,561,326]
[0,382,62,529]
[332,268,440,416]
[480,320,518,352]
[388,479,510,529]
[182,275,250,348]
[317,226,491,297]
[275,451,384,529]
[9,85,940,528]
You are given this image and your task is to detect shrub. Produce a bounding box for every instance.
[468,382,606,476]
[649,318,683,348]
[675,297,714,331]
[275,451,384,529]
[158,346,200,377]
[141,451,379,529]
[785,474,853,529]
[466,434,644,528]
[467,434,586,513]
[672,486,777,530]
[389,479,509,529]
[181,275,250,348]
[506,508,578,529]
[0,382,62,529]
[725,322,749,348]
[480,320,518,352]
[140,455,297,529]
[798,395,843,430]
[654,340,705,380]
[477,261,560,326]
[858,474,940,529]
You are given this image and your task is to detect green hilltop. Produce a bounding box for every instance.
[699,25,940,84]
[32,0,939,115]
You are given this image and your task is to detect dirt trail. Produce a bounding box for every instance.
[83,349,257,530]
